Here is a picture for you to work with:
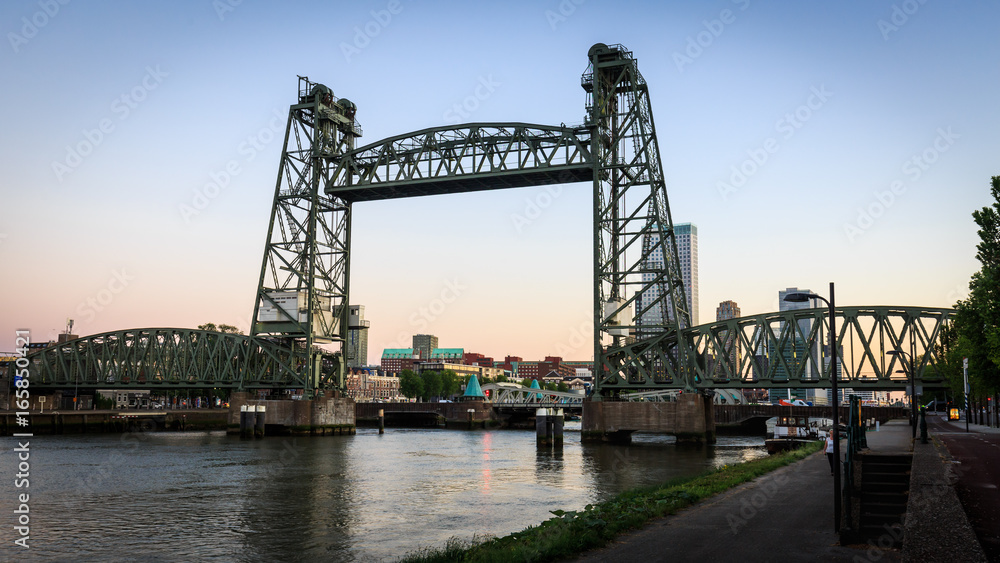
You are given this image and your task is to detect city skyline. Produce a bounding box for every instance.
[1,1,997,362]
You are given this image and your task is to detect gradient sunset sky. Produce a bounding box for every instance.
[2,0,998,364]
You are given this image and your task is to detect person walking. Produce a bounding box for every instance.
[826,431,836,475]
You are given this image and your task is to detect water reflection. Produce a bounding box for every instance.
[535,447,565,486]
[25,428,766,561]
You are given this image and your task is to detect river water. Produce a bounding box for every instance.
[9,425,766,562]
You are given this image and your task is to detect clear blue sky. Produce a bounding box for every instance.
[1,0,998,363]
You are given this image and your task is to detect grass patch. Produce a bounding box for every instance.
[399,440,823,563]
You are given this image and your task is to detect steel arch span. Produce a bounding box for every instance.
[596,306,955,393]
[11,328,324,391]
[327,122,595,201]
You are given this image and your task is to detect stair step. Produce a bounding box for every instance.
[857,530,903,547]
[862,485,908,495]
[862,473,910,483]
[861,514,903,529]
[862,491,907,500]
[862,507,906,519]
[862,501,907,512]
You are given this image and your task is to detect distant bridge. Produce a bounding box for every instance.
[482,383,585,410]
[7,328,312,391]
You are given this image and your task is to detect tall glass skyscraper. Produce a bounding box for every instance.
[637,222,698,330]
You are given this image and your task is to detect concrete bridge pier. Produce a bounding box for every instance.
[582,393,716,445]
[536,408,564,448]
[229,393,355,436]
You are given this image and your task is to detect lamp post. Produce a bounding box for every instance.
[784,282,840,533]
[887,350,917,440]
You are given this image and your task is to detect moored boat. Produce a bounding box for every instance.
[765,415,818,454]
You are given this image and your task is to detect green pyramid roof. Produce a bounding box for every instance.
[529,379,540,389]
[464,373,485,397]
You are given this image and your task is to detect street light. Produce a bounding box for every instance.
[784,282,840,533]
[887,350,917,440]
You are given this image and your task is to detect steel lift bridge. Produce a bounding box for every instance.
[16,44,953,399]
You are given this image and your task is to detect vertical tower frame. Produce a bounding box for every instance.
[583,44,694,395]
[251,77,361,396]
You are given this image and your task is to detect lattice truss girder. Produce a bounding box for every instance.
[15,329,304,390]
[585,44,691,394]
[595,306,953,392]
[326,123,594,200]
[481,384,585,405]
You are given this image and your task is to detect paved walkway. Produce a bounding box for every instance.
[571,420,982,562]
[916,414,995,561]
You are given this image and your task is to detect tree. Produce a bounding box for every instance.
[399,370,423,400]
[440,370,461,398]
[420,370,442,400]
[953,176,1000,396]
[198,323,243,334]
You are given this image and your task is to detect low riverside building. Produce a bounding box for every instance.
[345,370,400,402]
[381,348,421,373]
[417,361,504,381]
[380,347,466,373]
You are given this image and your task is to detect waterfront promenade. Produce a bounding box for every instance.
[573,420,986,562]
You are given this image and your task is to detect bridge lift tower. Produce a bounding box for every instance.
[584,43,692,396]
[251,78,361,397]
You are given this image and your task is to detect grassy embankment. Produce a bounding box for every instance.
[400,440,823,563]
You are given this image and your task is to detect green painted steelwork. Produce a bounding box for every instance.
[327,123,593,201]
[596,306,955,393]
[12,329,307,390]
[584,44,691,398]
[250,77,361,396]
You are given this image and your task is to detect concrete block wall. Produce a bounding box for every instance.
[229,392,355,434]
[583,394,716,443]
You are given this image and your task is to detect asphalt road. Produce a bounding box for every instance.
[929,416,1000,561]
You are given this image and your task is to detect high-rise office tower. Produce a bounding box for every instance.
[637,222,699,330]
[775,288,823,403]
[346,305,370,368]
[715,300,741,377]
[412,334,439,360]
